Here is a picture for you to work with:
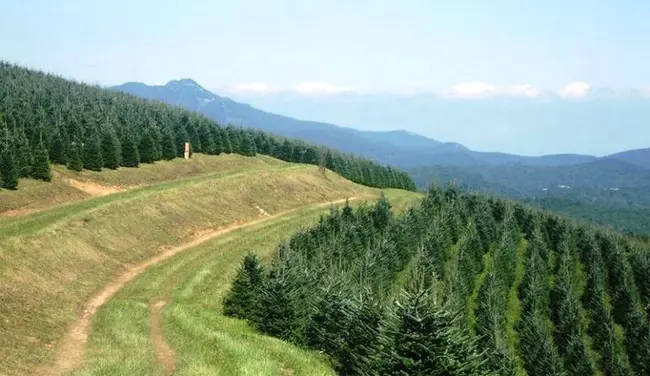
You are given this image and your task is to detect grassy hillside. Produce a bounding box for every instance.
[0,153,422,376]
[224,185,650,375]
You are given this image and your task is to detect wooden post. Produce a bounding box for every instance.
[184,142,190,159]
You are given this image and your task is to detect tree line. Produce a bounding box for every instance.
[0,62,415,191]
[224,185,650,375]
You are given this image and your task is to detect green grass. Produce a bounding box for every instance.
[0,154,283,215]
[468,246,493,331]
[74,193,419,376]
[0,153,422,376]
[505,238,529,376]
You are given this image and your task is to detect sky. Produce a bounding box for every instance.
[2,0,650,155]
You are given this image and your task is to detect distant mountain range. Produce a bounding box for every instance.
[110,79,649,170]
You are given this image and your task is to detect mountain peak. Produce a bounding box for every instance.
[166,78,202,88]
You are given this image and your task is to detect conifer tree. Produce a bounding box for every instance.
[199,123,215,154]
[138,130,155,164]
[240,132,257,156]
[83,132,103,171]
[66,140,84,172]
[291,144,304,162]
[49,130,67,165]
[30,141,51,181]
[223,253,265,322]
[120,130,140,168]
[101,126,122,169]
[14,129,33,178]
[221,128,233,154]
[1,135,19,190]
[325,149,335,170]
[161,128,177,160]
[226,126,241,153]
[278,139,293,161]
[303,146,319,165]
[387,287,494,376]
[211,126,223,155]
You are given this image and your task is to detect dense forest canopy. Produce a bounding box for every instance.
[225,187,650,376]
[0,62,415,191]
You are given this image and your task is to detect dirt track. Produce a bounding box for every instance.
[45,197,357,376]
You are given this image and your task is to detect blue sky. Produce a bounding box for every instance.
[2,0,650,155]
[3,0,649,92]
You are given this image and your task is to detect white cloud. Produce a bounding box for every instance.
[445,82,540,99]
[225,82,282,94]
[294,81,357,95]
[559,81,591,99]
[446,82,498,98]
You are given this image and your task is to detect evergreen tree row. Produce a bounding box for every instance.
[224,185,650,375]
[0,62,415,191]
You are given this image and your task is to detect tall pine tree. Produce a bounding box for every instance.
[120,130,140,168]
[30,141,51,181]
[66,140,84,172]
[49,129,67,165]
[83,132,103,171]
[240,132,257,157]
[101,126,122,169]
[138,130,155,164]
[161,128,177,160]
[1,133,19,190]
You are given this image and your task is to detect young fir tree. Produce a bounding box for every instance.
[387,287,495,376]
[211,126,223,155]
[14,129,33,178]
[291,144,304,163]
[66,140,84,172]
[101,126,122,169]
[1,135,19,190]
[221,128,233,154]
[49,130,67,165]
[278,139,293,161]
[120,130,140,168]
[198,123,216,155]
[138,130,155,164]
[226,126,241,153]
[223,253,265,321]
[83,132,103,171]
[325,149,335,170]
[161,128,177,160]
[30,141,51,181]
[239,132,257,157]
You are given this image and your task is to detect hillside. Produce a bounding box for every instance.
[224,184,650,375]
[409,160,650,234]
[111,79,648,169]
[0,153,422,376]
[605,148,650,169]
[0,62,415,193]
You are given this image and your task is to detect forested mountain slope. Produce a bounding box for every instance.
[112,79,648,169]
[225,186,650,376]
[0,62,415,192]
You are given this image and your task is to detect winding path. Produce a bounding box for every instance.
[46,197,357,376]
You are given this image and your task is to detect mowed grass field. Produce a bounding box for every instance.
[0,154,422,376]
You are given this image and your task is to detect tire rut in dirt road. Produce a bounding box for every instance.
[151,301,175,376]
[45,197,358,376]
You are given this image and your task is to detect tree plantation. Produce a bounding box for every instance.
[224,187,650,376]
[0,62,415,191]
